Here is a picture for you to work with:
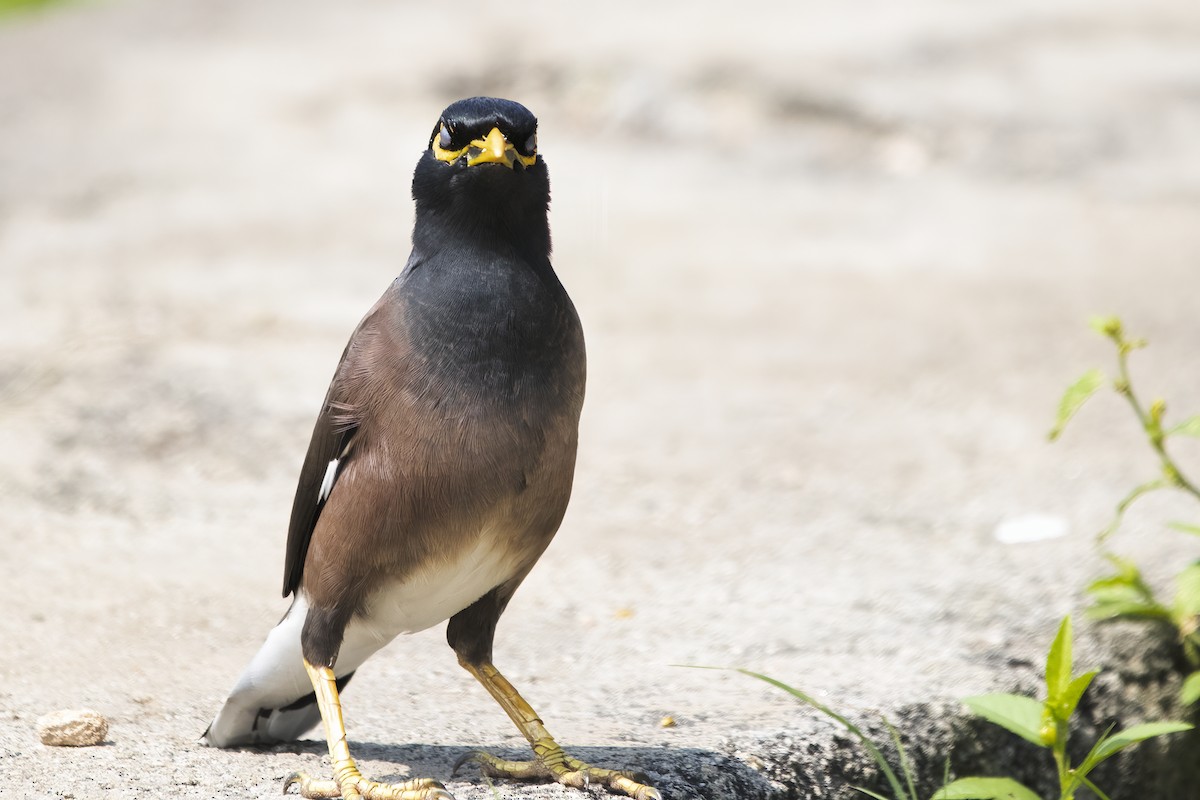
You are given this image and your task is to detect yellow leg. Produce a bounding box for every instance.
[455,660,662,800]
[283,660,453,800]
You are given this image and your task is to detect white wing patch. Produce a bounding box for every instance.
[318,458,340,503]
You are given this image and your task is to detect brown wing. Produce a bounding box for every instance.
[280,389,359,597]
[280,297,392,598]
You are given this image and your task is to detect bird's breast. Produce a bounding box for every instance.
[353,523,525,638]
[397,250,582,376]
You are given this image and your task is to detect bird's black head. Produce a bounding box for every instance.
[411,98,551,261]
[428,97,539,170]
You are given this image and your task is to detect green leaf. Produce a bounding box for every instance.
[1172,563,1200,620]
[1090,721,1193,764]
[931,777,1042,800]
[1055,670,1098,720]
[1088,563,1136,588]
[963,694,1047,747]
[1045,616,1073,707]
[1169,521,1200,536]
[1085,559,1170,620]
[852,788,892,800]
[1079,722,1194,776]
[1181,672,1200,706]
[1168,416,1200,437]
[1085,578,1150,600]
[1087,580,1155,600]
[1049,369,1107,440]
[1086,598,1172,621]
[1085,574,1135,594]
[1099,552,1148,583]
[1085,577,1171,620]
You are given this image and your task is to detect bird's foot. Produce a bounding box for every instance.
[453,743,661,800]
[283,768,452,800]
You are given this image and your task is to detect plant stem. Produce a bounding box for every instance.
[1114,343,1200,500]
[1053,727,1067,798]
[1098,478,1170,543]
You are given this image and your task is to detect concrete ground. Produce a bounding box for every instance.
[1,0,1199,797]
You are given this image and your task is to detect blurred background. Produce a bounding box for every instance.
[1,0,1198,797]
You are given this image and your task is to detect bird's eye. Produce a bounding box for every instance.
[523,132,537,155]
[438,125,453,150]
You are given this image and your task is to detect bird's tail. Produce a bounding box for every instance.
[202,597,362,748]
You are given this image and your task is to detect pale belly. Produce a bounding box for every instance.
[206,524,533,747]
[335,529,521,666]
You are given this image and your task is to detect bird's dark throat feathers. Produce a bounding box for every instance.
[410,150,552,272]
[404,109,573,398]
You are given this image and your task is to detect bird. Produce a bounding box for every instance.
[202,97,661,800]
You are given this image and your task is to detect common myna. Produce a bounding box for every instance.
[203,97,661,800]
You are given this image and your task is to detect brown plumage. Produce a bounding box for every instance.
[204,97,659,800]
[288,265,585,666]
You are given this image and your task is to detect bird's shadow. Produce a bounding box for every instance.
[255,738,772,799]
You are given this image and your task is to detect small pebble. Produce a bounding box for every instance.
[37,709,108,747]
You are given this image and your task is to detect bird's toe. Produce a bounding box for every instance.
[454,745,660,799]
[282,770,452,800]
[283,771,342,798]
[452,749,551,781]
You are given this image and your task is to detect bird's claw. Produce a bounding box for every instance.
[449,750,477,777]
[282,769,452,800]
[284,772,342,799]
[453,747,661,799]
[450,751,478,777]
[452,749,550,781]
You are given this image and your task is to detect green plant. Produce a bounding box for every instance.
[0,0,70,17]
[1050,316,1200,704]
[936,616,1192,800]
[726,668,928,800]
[706,616,1192,800]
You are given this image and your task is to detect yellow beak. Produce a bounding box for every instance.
[431,124,538,169]
[467,127,513,167]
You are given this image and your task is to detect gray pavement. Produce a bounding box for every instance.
[1,1,1199,797]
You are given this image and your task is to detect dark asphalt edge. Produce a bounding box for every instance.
[652,624,1198,799]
